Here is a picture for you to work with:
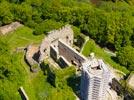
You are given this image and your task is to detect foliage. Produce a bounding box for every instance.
[74,34,85,48]
[0,50,26,99]
[40,62,76,99]
[0,1,13,25]
[0,27,42,99]
[44,62,76,88]
[31,64,39,72]
[116,46,134,71]
[1,0,134,99]
[0,0,134,51]
[34,19,64,35]
[72,26,81,38]
[120,74,134,99]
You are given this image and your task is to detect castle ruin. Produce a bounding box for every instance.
[25,25,114,100]
[38,25,87,67]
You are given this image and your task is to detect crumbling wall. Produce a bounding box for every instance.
[50,45,59,61]
[58,40,87,67]
[0,22,23,35]
[58,56,71,68]
[39,25,74,62]
[25,45,39,65]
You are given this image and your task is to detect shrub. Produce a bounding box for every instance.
[74,34,85,48]
[33,20,64,35]
[116,46,134,71]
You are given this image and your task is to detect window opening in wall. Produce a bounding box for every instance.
[71,60,78,66]
[44,48,46,52]
[66,36,69,39]
[66,36,69,42]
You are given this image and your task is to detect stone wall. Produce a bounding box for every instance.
[127,73,134,90]
[39,25,74,62]
[50,45,59,61]
[58,40,87,67]
[18,87,29,100]
[25,45,39,66]
[0,22,22,35]
[58,56,71,68]
[34,24,87,68]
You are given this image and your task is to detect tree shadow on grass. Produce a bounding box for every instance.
[111,56,119,64]
[40,62,56,87]
[67,75,81,98]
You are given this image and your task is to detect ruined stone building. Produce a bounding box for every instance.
[26,25,112,100]
[39,25,87,67]
[39,25,73,62]
[80,53,110,100]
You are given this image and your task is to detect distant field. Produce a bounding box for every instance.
[82,39,129,74]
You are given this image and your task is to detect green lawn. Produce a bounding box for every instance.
[82,39,129,74]
[1,26,44,50]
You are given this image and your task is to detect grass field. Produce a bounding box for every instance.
[82,39,129,74]
[1,26,44,50]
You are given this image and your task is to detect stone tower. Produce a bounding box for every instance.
[80,53,110,100]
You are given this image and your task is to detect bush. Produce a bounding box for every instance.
[116,46,134,71]
[33,19,64,35]
[72,26,81,38]
[74,34,85,48]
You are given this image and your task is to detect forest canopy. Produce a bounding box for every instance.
[0,0,134,50]
[0,0,134,70]
[0,0,134,99]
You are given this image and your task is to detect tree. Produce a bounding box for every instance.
[34,19,64,35]
[116,46,134,71]
[0,1,13,25]
[12,3,33,22]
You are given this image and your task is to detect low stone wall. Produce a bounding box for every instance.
[18,87,29,100]
[0,22,23,35]
[16,47,26,53]
[25,45,40,72]
[127,73,134,90]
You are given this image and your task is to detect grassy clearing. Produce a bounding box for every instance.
[0,52,28,100]
[22,59,76,100]
[1,26,44,50]
[82,39,129,74]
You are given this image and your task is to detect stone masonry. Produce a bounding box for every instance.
[39,25,74,63]
[39,25,88,67]
[0,22,23,35]
[58,40,87,66]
